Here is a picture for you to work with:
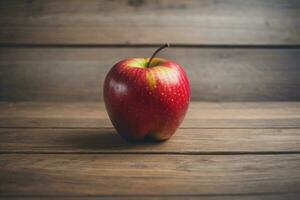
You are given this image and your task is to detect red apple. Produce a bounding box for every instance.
[103,44,190,141]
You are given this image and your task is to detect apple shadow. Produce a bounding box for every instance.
[59,129,164,152]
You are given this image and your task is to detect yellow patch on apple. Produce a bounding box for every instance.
[146,71,156,90]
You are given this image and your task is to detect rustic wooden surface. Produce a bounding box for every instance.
[1,47,300,101]
[0,102,299,199]
[1,0,299,199]
[1,128,300,153]
[0,0,300,45]
[0,0,299,102]
[2,196,300,200]
[1,102,300,128]
[1,154,300,196]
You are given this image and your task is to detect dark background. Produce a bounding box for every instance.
[0,0,300,102]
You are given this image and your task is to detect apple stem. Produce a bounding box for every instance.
[147,43,170,68]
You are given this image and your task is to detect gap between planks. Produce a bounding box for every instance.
[0,193,299,200]
[1,44,300,49]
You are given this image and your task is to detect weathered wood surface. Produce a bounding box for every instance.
[0,0,299,45]
[2,195,300,200]
[1,48,300,101]
[1,102,299,128]
[0,128,299,153]
[0,102,299,199]
[0,154,300,196]
[1,0,299,199]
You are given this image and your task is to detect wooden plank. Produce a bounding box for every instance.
[0,102,299,128]
[0,128,299,153]
[1,48,300,101]
[0,0,299,45]
[2,194,300,200]
[0,154,299,196]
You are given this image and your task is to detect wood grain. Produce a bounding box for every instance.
[1,47,300,101]
[0,102,299,128]
[0,154,299,196]
[0,102,299,199]
[0,128,299,153]
[2,195,300,200]
[0,1,299,198]
[0,0,299,45]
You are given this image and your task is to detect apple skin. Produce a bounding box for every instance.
[103,58,190,141]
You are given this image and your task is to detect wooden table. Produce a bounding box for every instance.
[0,0,300,199]
[0,101,299,199]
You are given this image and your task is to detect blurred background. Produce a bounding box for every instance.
[0,0,299,102]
